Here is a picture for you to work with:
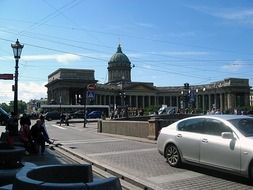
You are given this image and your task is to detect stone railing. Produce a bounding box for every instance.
[98,114,196,140]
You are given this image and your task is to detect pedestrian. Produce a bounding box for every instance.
[60,113,65,126]
[65,113,70,126]
[19,113,32,155]
[40,115,53,144]
[5,112,18,145]
[30,117,52,155]
[20,113,31,127]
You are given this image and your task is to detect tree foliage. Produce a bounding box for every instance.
[0,101,27,114]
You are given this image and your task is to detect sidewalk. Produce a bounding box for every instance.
[0,125,78,166]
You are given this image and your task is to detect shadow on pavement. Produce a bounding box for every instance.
[181,163,252,186]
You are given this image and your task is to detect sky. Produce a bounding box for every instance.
[0,0,253,104]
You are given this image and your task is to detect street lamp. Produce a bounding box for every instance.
[11,39,24,116]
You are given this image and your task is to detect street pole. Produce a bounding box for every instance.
[59,95,62,126]
[84,86,87,128]
[11,39,24,116]
[14,59,19,116]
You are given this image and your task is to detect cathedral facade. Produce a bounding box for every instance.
[45,45,251,113]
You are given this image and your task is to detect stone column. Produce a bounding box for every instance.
[227,93,235,110]
[114,95,116,107]
[220,93,223,112]
[244,93,250,107]
[202,95,205,112]
[99,95,102,105]
[208,94,211,110]
[195,94,199,109]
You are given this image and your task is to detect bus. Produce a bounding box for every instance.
[40,104,110,117]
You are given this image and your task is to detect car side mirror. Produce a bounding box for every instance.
[221,132,234,139]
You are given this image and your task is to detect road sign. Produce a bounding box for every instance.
[87,84,96,91]
[0,74,13,80]
[87,91,95,99]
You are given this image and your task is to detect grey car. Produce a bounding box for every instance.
[157,114,253,180]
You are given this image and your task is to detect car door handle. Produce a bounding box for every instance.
[177,134,182,138]
[202,138,208,143]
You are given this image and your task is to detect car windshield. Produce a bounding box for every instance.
[229,118,253,137]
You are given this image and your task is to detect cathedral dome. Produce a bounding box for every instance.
[109,44,130,64]
[107,44,132,83]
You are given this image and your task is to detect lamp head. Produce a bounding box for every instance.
[11,39,24,60]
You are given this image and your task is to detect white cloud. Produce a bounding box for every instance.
[215,9,253,21]
[189,6,253,25]
[160,51,209,56]
[222,60,245,72]
[147,51,209,57]
[135,22,154,28]
[23,53,81,64]
[0,53,106,63]
[0,81,46,104]
[142,64,152,69]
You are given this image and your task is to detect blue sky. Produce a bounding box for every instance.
[0,0,252,103]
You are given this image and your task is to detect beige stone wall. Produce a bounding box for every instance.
[100,120,149,138]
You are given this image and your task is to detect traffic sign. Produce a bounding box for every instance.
[87,91,95,99]
[87,84,96,91]
[0,74,13,80]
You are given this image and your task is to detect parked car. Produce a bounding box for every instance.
[86,111,101,119]
[44,111,61,121]
[0,107,10,125]
[157,114,253,180]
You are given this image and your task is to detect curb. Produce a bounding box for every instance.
[54,144,162,190]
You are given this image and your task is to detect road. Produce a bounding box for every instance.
[45,120,253,190]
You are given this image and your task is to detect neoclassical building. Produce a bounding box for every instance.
[45,45,251,113]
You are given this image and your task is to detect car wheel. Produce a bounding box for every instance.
[249,162,253,183]
[165,144,181,167]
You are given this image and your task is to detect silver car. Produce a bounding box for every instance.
[157,114,253,180]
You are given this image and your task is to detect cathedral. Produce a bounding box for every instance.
[45,44,251,113]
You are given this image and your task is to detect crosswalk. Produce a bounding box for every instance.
[57,138,125,145]
[51,124,67,130]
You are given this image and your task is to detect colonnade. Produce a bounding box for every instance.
[94,91,249,113]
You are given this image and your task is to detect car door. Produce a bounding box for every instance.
[200,118,241,172]
[176,118,204,163]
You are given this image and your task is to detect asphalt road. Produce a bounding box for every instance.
[45,120,253,190]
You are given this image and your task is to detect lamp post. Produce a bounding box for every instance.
[11,39,24,116]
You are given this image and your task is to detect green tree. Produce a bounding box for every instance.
[8,100,27,114]
[18,100,27,114]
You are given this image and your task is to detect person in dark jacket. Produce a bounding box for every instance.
[30,119,47,154]
[5,112,18,145]
[39,115,52,144]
